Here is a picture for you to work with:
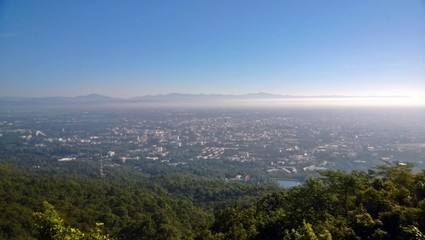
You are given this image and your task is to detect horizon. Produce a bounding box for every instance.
[0,91,422,99]
[1,1,424,99]
[1,92,425,108]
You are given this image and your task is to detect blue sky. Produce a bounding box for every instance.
[0,0,424,98]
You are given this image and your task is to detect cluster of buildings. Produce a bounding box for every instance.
[1,109,424,175]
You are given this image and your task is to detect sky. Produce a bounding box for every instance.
[0,0,424,99]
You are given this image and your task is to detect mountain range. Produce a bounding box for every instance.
[0,93,416,109]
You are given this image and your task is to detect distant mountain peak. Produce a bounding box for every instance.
[76,94,115,100]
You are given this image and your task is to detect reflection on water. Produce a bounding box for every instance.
[277,180,302,188]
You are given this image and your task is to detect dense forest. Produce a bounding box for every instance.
[1,160,425,239]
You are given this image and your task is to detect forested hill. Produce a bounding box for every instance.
[1,162,425,239]
[0,161,276,239]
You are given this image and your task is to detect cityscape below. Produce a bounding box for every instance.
[2,106,424,182]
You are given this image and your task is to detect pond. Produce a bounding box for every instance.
[277,179,302,188]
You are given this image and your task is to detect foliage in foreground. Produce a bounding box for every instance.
[0,162,273,239]
[33,201,108,240]
[1,162,425,239]
[211,163,425,239]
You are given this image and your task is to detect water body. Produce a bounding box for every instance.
[277,179,302,188]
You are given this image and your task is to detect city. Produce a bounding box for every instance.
[2,108,424,181]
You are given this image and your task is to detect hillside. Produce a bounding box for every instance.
[0,161,424,239]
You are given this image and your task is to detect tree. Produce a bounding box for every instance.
[283,221,320,240]
[33,201,108,240]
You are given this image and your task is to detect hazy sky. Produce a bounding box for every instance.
[0,1,424,98]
